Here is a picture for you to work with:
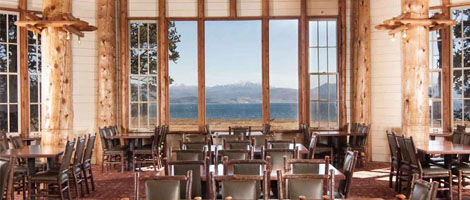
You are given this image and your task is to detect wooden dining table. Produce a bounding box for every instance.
[417,140,470,168]
[209,143,309,156]
[0,145,64,175]
[105,132,154,150]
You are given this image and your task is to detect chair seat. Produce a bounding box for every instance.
[422,166,449,176]
[104,146,127,154]
[82,162,91,170]
[30,171,67,182]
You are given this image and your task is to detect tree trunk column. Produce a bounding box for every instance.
[96,0,117,164]
[401,0,430,147]
[41,0,73,146]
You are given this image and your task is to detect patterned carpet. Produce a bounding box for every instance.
[12,162,429,199]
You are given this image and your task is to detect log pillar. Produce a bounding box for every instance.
[401,0,430,147]
[41,0,73,146]
[158,0,170,126]
[351,0,371,159]
[298,0,309,126]
[96,0,117,164]
[197,0,206,131]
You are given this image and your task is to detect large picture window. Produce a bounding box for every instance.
[0,13,19,133]
[28,31,41,133]
[129,21,158,130]
[169,21,198,131]
[205,20,262,130]
[452,8,470,126]
[269,19,299,130]
[309,20,338,129]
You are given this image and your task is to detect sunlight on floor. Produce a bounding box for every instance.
[353,167,390,181]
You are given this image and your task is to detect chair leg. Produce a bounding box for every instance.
[121,153,125,172]
[389,164,394,188]
[89,168,96,191]
[83,169,90,194]
[459,170,462,200]
[72,173,79,198]
[449,171,453,200]
[132,152,136,172]
[27,181,32,200]
[102,155,105,173]
[59,181,65,200]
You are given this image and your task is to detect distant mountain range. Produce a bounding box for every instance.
[170,82,336,104]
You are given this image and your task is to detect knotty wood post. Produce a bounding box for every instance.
[338,0,347,130]
[197,0,206,131]
[401,0,430,147]
[298,0,309,126]
[19,0,29,137]
[351,0,371,160]
[441,0,451,132]
[158,0,170,126]
[41,0,73,146]
[262,0,270,125]
[96,0,117,164]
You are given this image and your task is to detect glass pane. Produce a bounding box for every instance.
[9,105,17,132]
[318,21,327,47]
[130,103,138,128]
[319,75,328,100]
[139,77,148,102]
[310,101,319,127]
[309,21,318,47]
[37,46,41,72]
[327,21,336,46]
[30,75,38,103]
[149,77,157,101]
[463,9,470,38]
[27,31,35,45]
[9,75,17,103]
[7,15,16,43]
[30,104,39,132]
[453,9,463,39]
[329,75,337,100]
[454,70,463,98]
[431,72,441,98]
[453,39,462,68]
[140,49,148,74]
[454,100,463,122]
[0,75,6,103]
[149,23,157,48]
[149,103,157,126]
[465,43,470,68]
[465,70,470,98]
[130,76,138,102]
[328,48,337,73]
[465,100,470,121]
[0,14,6,42]
[139,23,148,48]
[310,75,318,100]
[139,103,148,128]
[310,48,318,72]
[0,105,7,131]
[130,23,139,48]
[319,48,327,73]
[0,44,7,72]
[130,49,139,74]
[8,45,17,72]
[28,46,37,73]
[432,101,442,128]
[329,102,338,127]
[149,49,157,74]
[319,102,328,127]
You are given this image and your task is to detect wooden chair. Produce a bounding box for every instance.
[184,134,209,143]
[250,135,271,148]
[170,148,208,162]
[181,140,210,151]
[263,148,298,171]
[0,156,15,200]
[164,157,210,199]
[229,126,251,138]
[266,138,296,150]
[132,126,160,171]
[396,134,412,194]
[284,157,330,175]
[28,140,75,200]
[452,132,470,200]
[223,138,253,150]
[335,151,358,198]
[277,169,334,200]
[216,149,253,164]
[261,124,271,135]
[404,136,452,199]
[69,136,87,197]
[396,174,438,200]
[81,134,96,194]
[98,127,126,172]
[223,157,270,176]
[217,135,242,143]
[347,124,369,167]
[209,172,269,200]
[135,171,193,200]
[387,131,401,191]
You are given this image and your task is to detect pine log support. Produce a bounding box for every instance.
[19,0,29,137]
[351,0,371,159]
[120,0,129,133]
[401,0,430,147]
[338,0,347,130]
[158,0,170,126]
[96,0,117,164]
[230,0,237,18]
[197,0,206,131]
[298,0,309,126]
[261,0,269,125]
[41,0,73,146]
[441,0,451,132]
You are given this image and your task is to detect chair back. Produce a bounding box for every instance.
[301,123,311,146]
[217,149,252,164]
[0,139,8,151]
[457,125,466,132]
[73,137,87,168]
[307,135,318,159]
[277,170,330,199]
[59,140,76,174]
[164,158,208,199]
[180,141,208,151]
[224,139,252,150]
[170,148,206,161]
[261,124,271,135]
[286,157,329,175]
[83,134,96,164]
[396,135,411,165]
[267,138,296,150]
[263,148,298,169]
[0,156,14,200]
[138,171,193,200]
[337,151,358,198]
[184,134,208,143]
[10,136,24,149]
[453,130,464,144]
[205,124,212,135]
[355,125,369,147]
[403,136,422,172]
[250,135,271,147]
[408,174,439,200]
[211,173,267,200]
[224,158,270,176]
[386,131,400,160]
[98,127,110,150]
[229,127,250,138]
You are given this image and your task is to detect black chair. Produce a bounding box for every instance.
[396,135,412,194]
[164,157,210,199]
[28,140,75,200]
[136,171,193,200]
[69,136,86,197]
[396,174,438,200]
[170,148,207,162]
[387,131,401,191]
[209,172,268,200]
[284,157,330,175]
[81,134,96,194]
[229,126,251,138]
[98,127,126,172]
[336,151,358,198]
[277,169,333,200]
[133,126,160,171]
[266,138,296,150]
[0,156,15,200]
[223,139,253,150]
[216,149,253,164]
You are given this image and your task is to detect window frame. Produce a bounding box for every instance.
[27,31,41,133]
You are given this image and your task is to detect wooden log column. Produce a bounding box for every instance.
[120,0,129,133]
[41,0,73,146]
[401,0,430,146]
[299,0,309,126]
[18,0,29,137]
[96,0,117,164]
[261,0,269,125]
[441,0,452,132]
[351,0,371,160]
[158,0,170,126]
[197,0,206,131]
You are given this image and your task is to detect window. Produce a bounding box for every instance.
[0,13,19,133]
[28,31,41,133]
[205,21,262,130]
[309,20,338,128]
[169,21,198,131]
[129,21,158,130]
[269,20,299,130]
[452,8,470,126]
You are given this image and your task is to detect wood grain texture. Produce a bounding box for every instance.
[338,0,347,130]
[230,0,237,18]
[120,0,129,134]
[198,0,206,131]
[401,0,430,147]
[18,0,29,137]
[41,0,73,146]
[262,0,269,125]
[441,0,451,132]
[158,0,169,126]
[299,0,309,126]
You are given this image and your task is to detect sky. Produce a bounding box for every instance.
[169,20,301,89]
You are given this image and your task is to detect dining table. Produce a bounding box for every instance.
[0,145,64,175]
[417,140,470,169]
[105,132,154,150]
[208,143,309,157]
